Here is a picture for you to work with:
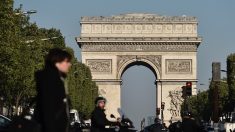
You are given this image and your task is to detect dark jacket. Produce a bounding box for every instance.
[181,117,199,132]
[168,121,182,132]
[144,123,163,132]
[91,107,116,132]
[34,66,69,132]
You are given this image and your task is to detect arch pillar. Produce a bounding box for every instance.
[94,79,122,120]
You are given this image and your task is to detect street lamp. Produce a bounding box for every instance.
[221,69,235,79]
[25,36,60,44]
[221,70,227,73]
[199,83,205,85]
[15,10,37,15]
[158,80,164,121]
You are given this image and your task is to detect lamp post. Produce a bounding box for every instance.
[15,10,37,15]
[158,80,164,123]
[14,9,60,45]
[161,102,165,124]
[25,36,60,44]
[212,62,221,123]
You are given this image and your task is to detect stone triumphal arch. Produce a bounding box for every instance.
[76,13,202,123]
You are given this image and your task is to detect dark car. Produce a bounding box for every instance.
[0,115,11,132]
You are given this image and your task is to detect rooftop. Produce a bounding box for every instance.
[81,13,198,23]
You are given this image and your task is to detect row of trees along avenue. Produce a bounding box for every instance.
[0,0,98,119]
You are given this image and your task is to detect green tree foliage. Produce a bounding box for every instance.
[0,0,25,114]
[182,91,211,122]
[208,79,229,118]
[181,79,229,122]
[0,1,98,117]
[66,48,98,119]
[227,53,235,112]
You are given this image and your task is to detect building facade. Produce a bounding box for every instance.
[76,13,202,124]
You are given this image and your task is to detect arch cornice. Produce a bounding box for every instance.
[78,42,200,52]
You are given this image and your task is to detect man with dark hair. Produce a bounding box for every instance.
[34,48,72,132]
[91,97,118,132]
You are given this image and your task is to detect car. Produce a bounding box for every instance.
[0,115,11,132]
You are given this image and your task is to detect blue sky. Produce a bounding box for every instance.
[14,0,235,88]
[14,0,235,129]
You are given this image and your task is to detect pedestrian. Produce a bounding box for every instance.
[91,97,119,132]
[34,48,72,132]
[144,117,163,132]
[181,112,199,132]
[168,120,182,132]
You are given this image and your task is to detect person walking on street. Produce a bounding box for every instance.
[34,48,72,132]
[91,97,119,132]
[168,120,182,132]
[181,112,199,132]
[144,117,163,132]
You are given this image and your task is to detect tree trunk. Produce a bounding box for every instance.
[14,95,21,115]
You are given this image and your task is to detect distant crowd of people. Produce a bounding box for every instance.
[141,112,204,132]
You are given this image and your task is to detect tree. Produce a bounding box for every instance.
[227,53,235,112]
[66,53,98,119]
[0,1,98,117]
[208,79,229,119]
[0,0,24,115]
[181,79,229,122]
[181,90,211,122]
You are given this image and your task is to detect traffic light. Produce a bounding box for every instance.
[182,82,192,97]
[186,82,192,96]
[181,86,187,98]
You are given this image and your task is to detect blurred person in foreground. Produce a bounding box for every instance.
[34,48,72,132]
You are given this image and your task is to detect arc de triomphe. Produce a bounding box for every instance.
[76,13,202,123]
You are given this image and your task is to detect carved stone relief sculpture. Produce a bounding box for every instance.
[166,59,192,74]
[86,59,112,74]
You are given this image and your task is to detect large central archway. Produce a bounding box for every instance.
[77,13,202,125]
[120,61,158,130]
